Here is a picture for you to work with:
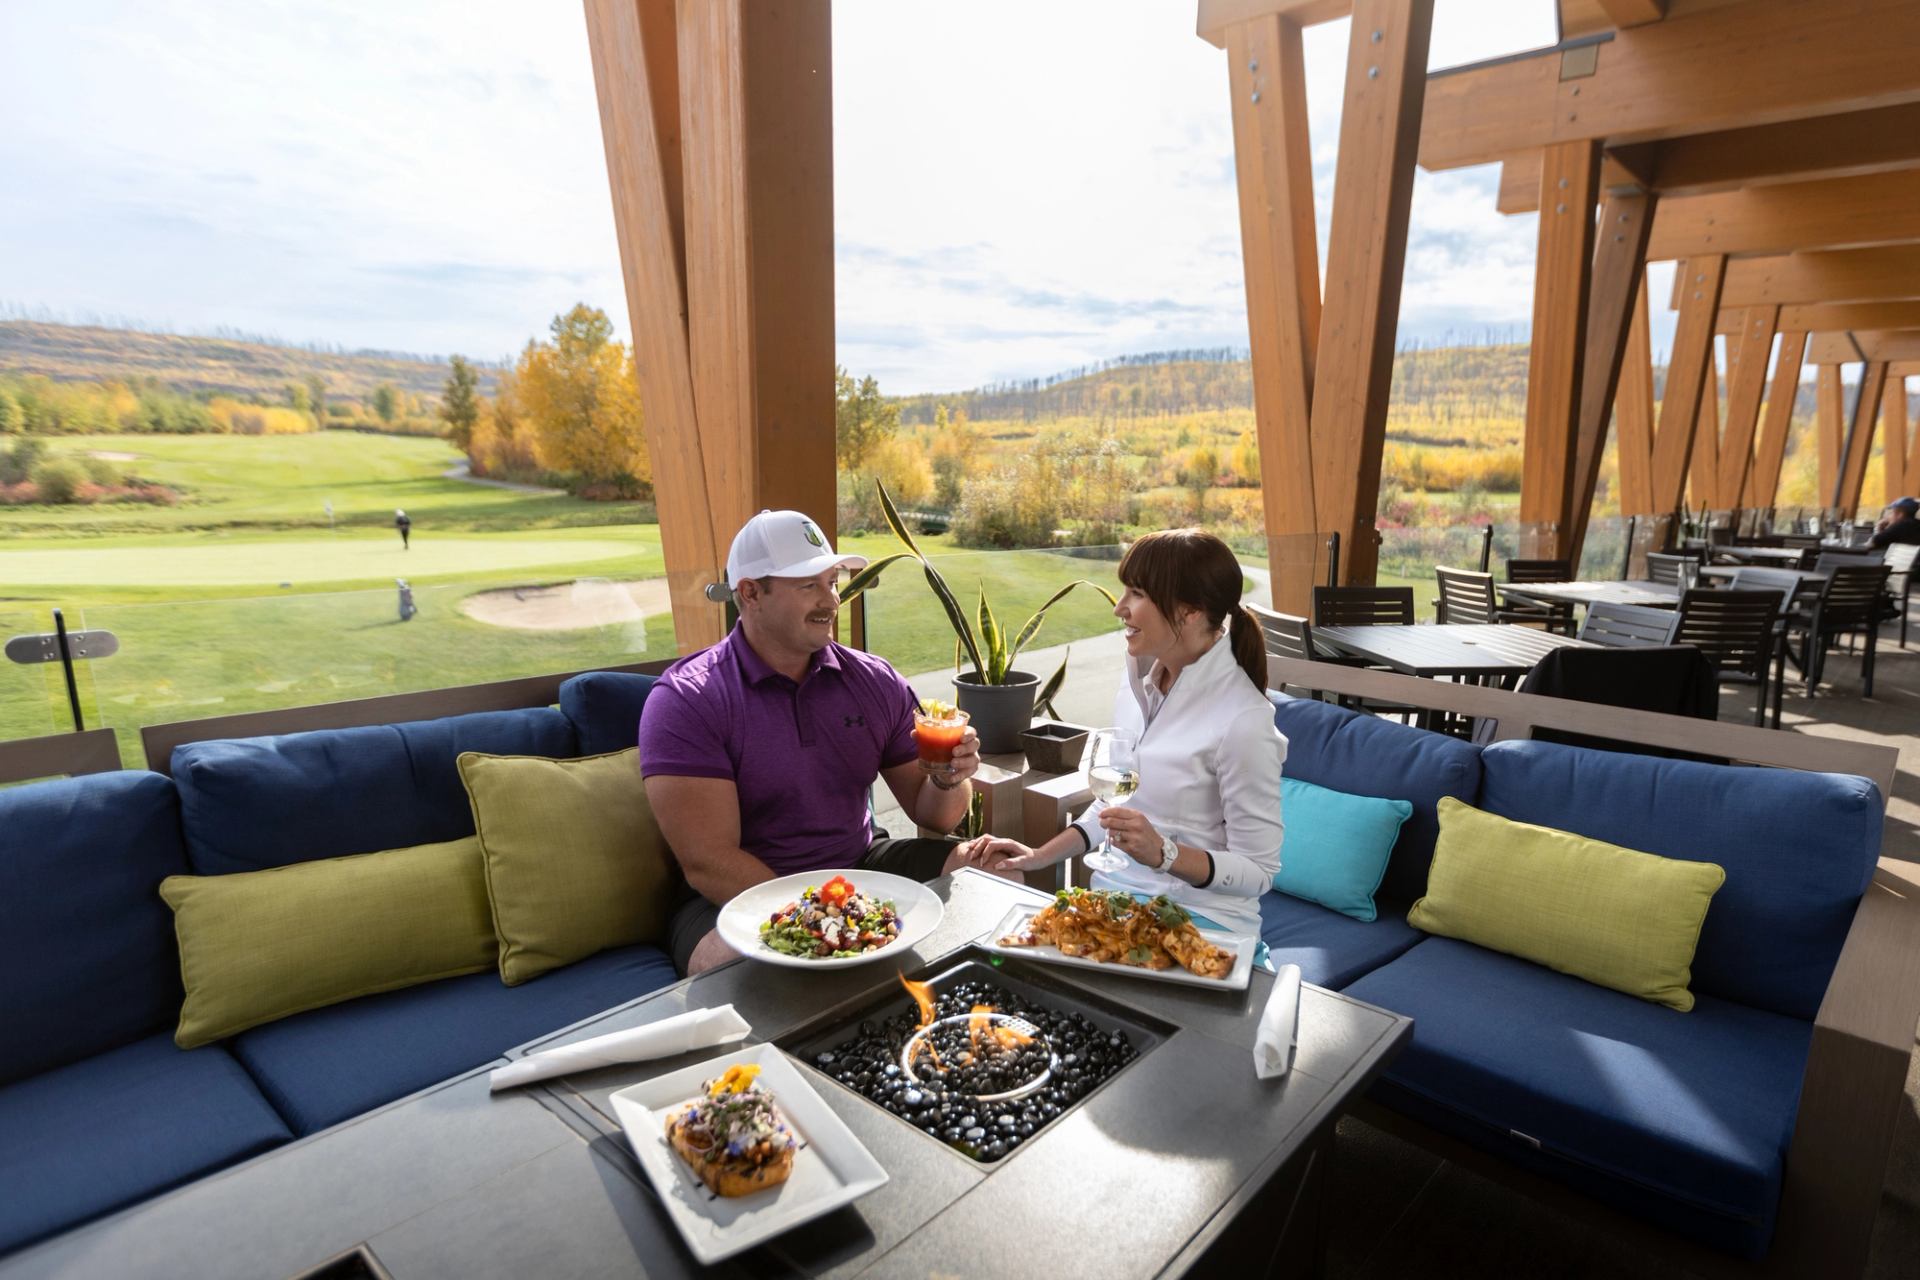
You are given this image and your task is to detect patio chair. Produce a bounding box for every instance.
[1645,551,1702,585]
[1813,549,1884,576]
[1502,558,1577,634]
[1671,588,1782,727]
[1787,562,1894,698]
[1248,603,1413,722]
[1484,645,1725,761]
[1311,585,1414,627]
[1577,602,1678,649]
[1730,567,1808,724]
[1884,542,1919,648]
[1432,566,1540,626]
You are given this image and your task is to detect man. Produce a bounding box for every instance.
[394,508,412,550]
[1870,497,1920,549]
[641,509,985,975]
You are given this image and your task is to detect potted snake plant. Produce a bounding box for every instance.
[841,481,1114,753]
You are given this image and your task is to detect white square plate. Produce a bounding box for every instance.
[606,1042,888,1265]
[975,903,1256,991]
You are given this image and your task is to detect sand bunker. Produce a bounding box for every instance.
[89,450,140,462]
[461,578,670,631]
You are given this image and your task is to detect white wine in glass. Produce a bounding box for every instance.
[1082,730,1140,874]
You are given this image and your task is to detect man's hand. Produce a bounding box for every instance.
[1097,806,1165,866]
[945,725,982,784]
[956,835,1042,874]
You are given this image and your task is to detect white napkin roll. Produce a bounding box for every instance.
[1254,964,1302,1080]
[489,1004,751,1092]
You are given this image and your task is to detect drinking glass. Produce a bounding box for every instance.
[912,706,969,775]
[1081,729,1140,874]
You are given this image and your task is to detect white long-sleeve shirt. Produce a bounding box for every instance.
[1071,632,1286,938]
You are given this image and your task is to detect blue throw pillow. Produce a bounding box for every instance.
[1272,776,1412,923]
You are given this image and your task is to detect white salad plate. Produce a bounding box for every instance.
[607,1042,889,1265]
[716,869,944,969]
[975,902,1256,991]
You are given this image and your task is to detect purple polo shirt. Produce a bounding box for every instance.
[637,626,920,874]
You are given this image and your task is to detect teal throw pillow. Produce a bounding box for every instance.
[1272,776,1412,923]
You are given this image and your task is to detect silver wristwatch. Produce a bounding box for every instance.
[1156,834,1179,872]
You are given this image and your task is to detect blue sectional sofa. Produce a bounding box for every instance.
[1256,693,1885,1263]
[0,673,674,1256]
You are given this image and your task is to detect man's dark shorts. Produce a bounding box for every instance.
[668,836,957,974]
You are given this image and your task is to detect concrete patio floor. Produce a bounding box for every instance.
[886,619,1920,1277]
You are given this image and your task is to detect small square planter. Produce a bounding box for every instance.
[1020,721,1089,773]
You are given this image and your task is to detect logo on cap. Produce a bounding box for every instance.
[802,521,825,548]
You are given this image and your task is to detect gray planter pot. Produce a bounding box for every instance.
[1020,721,1089,774]
[953,671,1039,755]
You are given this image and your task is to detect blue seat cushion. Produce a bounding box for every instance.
[1345,937,1812,1260]
[1478,739,1881,1021]
[233,944,679,1135]
[173,707,577,874]
[0,1033,290,1254]
[559,671,656,756]
[1257,891,1424,989]
[1269,694,1482,903]
[0,771,188,1086]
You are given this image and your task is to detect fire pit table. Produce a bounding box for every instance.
[1,870,1410,1280]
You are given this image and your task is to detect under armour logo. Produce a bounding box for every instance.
[843,715,865,728]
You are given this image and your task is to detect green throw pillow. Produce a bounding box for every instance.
[1408,797,1725,1012]
[161,837,496,1049]
[459,747,674,986]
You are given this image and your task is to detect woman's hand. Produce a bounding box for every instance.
[1097,807,1165,866]
[955,835,1042,874]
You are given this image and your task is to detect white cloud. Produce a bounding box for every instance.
[3,0,1694,393]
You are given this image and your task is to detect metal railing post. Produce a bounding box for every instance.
[52,609,84,733]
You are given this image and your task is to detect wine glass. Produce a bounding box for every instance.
[1082,729,1140,874]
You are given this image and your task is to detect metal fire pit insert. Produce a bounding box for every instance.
[776,951,1174,1165]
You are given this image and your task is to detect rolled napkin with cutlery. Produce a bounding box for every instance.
[1253,964,1302,1080]
[490,1004,752,1092]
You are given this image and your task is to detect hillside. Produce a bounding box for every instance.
[0,321,495,401]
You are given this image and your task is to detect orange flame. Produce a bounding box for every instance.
[900,975,937,1028]
[967,1003,1032,1061]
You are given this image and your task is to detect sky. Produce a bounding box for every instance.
[0,1,1684,395]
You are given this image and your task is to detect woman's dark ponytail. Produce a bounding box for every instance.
[1229,605,1269,695]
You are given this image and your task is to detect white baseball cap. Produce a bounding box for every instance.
[726,510,867,586]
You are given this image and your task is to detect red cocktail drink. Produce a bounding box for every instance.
[913,708,969,771]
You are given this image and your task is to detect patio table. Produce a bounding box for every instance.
[0,869,1410,1280]
[1311,622,1593,681]
[1499,579,1682,611]
[1709,546,1810,566]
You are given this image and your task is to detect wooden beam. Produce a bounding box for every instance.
[1894,361,1920,380]
[1650,255,1725,513]
[1596,0,1665,28]
[1747,329,1807,509]
[1688,353,1721,509]
[1308,0,1434,586]
[1197,0,1350,47]
[1614,276,1658,514]
[1420,0,1920,173]
[1568,190,1655,557]
[1648,170,1920,261]
[1779,303,1920,334]
[1719,247,1920,309]
[1226,14,1323,614]
[1817,364,1845,502]
[1496,151,1645,216]
[1837,362,1889,514]
[1809,330,1920,364]
[1717,305,1778,507]
[1520,141,1602,558]
[1884,374,1910,502]
[585,0,723,652]
[1610,103,1920,199]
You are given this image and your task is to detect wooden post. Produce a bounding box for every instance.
[586,0,835,653]
[1837,361,1889,515]
[1226,14,1322,615]
[1650,255,1726,516]
[1817,364,1845,507]
[1567,191,1656,561]
[1519,141,1601,560]
[1747,330,1807,510]
[1884,374,1910,501]
[1688,352,1721,509]
[1717,305,1779,512]
[1308,0,1434,585]
[1614,277,1658,516]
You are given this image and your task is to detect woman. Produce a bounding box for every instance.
[961,529,1285,939]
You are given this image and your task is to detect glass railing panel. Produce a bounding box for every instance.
[81,579,676,767]
[0,604,70,746]
[1577,516,1632,582]
[1377,523,1494,621]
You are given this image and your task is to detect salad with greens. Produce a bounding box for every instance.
[759,875,903,960]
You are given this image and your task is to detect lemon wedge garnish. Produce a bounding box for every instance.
[709,1063,761,1096]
